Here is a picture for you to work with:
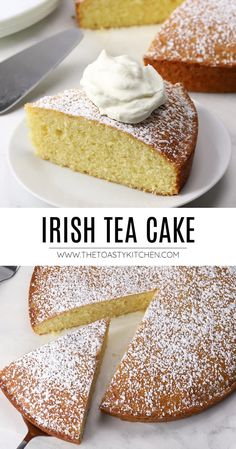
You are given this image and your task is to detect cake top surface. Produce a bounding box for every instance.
[29,266,164,327]
[101,267,236,419]
[30,266,235,329]
[145,0,236,67]
[0,320,108,442]
[29,83,197,164]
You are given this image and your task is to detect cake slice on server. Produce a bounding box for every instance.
[144,0,236,92]
[100,267,236,421]
[25,51,198,196]
[0,320,109,444]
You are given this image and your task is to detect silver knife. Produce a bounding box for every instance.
[0,28,83,114]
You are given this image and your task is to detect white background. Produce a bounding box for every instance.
[0,0,236,207]
[0,208,235,265]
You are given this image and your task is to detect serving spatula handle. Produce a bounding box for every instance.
[16,431,35,449]
[16,417,49,448]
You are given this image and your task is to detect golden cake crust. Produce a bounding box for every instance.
[100,267,236,421]
[101,382,236,422]
[144,0,236,92]
[0,321,109,444]
[76,0,86,27]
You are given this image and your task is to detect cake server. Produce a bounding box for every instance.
[0,28,83,114]
[17,418,49,449]
[0,266,19,282]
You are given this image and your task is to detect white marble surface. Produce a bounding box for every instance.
[0,267,236,449]
[0,0,236,207]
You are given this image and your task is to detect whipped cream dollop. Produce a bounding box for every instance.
[80,50,166,124]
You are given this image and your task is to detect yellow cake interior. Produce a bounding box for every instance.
[77,0,184,28]
[34,290,157,334]
[26,107,178,195]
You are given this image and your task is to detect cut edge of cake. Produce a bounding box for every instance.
[29,285,157,336]
[75,0,184,29]
[29,266,164,335]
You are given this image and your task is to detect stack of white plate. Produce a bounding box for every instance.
[0,0,60,38]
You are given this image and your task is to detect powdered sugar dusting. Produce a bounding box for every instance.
[30,83,197,164]
[30,266,165,327]
[146,0,236,67]
[101,266,236,419]
[0,320,108,441]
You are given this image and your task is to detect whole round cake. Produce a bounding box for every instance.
[28,266,236,422]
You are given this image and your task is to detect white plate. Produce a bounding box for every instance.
[0,0,60,38]
[8,102,231,207]
[1,267,236,449]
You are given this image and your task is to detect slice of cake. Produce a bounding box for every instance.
[0,320,109,444]
[75,0,183,29]
[144,0,236,92]
[100,267,236,421]
[25,82,198,196]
